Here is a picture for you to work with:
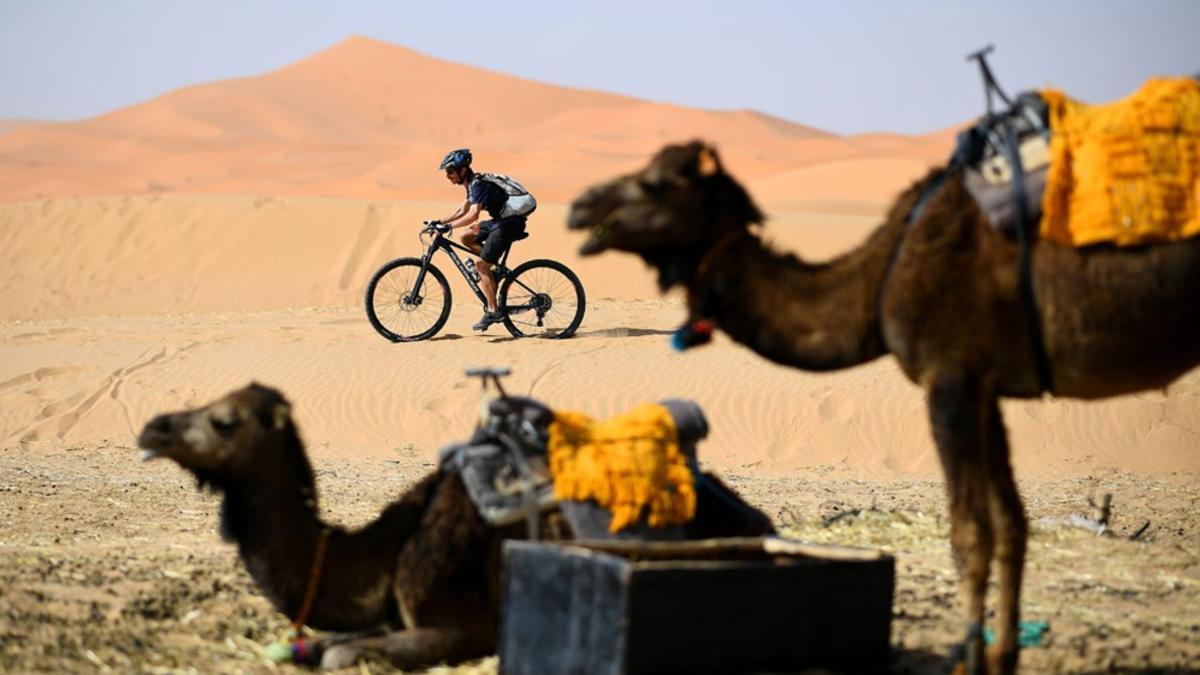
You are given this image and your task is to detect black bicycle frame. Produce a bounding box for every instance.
[410,231,542,317]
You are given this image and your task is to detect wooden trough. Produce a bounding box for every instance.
[498,537,894,675]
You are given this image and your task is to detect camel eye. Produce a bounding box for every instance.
[210,413,240,436]
[639,178,668,196]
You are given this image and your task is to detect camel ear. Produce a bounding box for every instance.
[697,146,721,177]
[271,403,291,430]
[717,170,765,228]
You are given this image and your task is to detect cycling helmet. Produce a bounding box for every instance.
[438,148,473,171]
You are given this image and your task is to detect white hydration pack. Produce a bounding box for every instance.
[477,173,537,218]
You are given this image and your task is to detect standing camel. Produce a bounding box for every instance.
[567,141,1200,674]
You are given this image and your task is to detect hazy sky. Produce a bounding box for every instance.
[2,1,1198,135]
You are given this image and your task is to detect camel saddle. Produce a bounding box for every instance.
[956,92,1051,238]
[930,63,1198,394]
[439,397,716,541]
[955,76,1200,245]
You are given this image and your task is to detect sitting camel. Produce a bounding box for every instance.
[567,141,1200,674]
[136,382,773,670]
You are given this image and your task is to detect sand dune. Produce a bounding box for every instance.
[0,197,666,320]
[3,33,1197,675]
[0,186,914,322]
[2,189,1197,479]
[752,157,932,202]
[2,35,1194,485]
[3,302,1197,480]
[0,36,947,203]
[0,118,44,137]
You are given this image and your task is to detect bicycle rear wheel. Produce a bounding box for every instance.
[365,258,452,342]
[498,259,586,339]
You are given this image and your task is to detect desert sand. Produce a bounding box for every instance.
[1,36,1197,674]
[3,195,1198,479]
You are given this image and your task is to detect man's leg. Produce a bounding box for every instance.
[461,225,481,252]
[476,258,498,313]
[480,220,517,317]
[471,222,503,331]
[471,264,500,331]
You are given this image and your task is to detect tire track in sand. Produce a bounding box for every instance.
[16,343,199,442]
[335,205,388,291]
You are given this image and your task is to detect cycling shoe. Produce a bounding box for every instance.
[473,311,502,332]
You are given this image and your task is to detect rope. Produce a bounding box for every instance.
[290,528,331,633]
[692,230,748,287]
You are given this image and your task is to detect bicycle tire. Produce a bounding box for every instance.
[498,259,586,339]
[365,257,452,342]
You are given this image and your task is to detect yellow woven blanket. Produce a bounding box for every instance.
[1040,77,1200,247]
[548,403,696,533]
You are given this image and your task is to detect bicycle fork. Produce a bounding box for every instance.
[405,253,435,307]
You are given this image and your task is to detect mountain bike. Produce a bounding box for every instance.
[365,222,586,341]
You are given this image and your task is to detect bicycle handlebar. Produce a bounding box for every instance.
[422,220,452,234]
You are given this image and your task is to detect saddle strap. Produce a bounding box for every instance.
[892,123,1055,394]
[1000,123,1055,393]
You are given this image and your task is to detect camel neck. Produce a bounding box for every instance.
[692,220,905,372]
[219,467,333,623]
[214,440,435,631]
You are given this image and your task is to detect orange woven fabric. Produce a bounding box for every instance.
[548,403,696,533]
[1040,77,1200,247]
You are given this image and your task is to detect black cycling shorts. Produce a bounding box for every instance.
[477,216,526,263]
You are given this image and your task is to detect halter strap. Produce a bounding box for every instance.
[290,528,331,632]
[690,230,749,291]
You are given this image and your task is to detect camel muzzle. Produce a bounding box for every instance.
[567,202,619,256]
[565,203,593,232]
[577,231,610,256]
[136,413,178,460]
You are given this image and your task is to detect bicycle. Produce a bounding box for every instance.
[365,221,586,341]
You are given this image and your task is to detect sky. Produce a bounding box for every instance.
[1,1,1198,135]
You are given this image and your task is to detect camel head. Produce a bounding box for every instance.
[568,141,764,290]
[137,383,299,484]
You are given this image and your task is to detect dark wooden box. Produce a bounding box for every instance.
[498,537,894,675]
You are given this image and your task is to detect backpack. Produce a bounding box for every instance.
[476,172,537,219]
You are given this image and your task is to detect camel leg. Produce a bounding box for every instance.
[926,372,994,675]
[983,398,1026,675]
[319,627,484,670]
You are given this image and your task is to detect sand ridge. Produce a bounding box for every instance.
[0,36,949,204]
[2,196,1198,479]
[2,303,1197,480]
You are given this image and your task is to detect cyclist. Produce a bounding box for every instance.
[433,148,529,332]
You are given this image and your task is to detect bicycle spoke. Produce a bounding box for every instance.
[501,261,584,338]
[365,259,452,341]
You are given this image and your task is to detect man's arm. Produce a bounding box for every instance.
[439,199,470,224]
[445,202,483,230]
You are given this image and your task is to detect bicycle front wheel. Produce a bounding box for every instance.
[365,258,452,342]
[498,259,586,339]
